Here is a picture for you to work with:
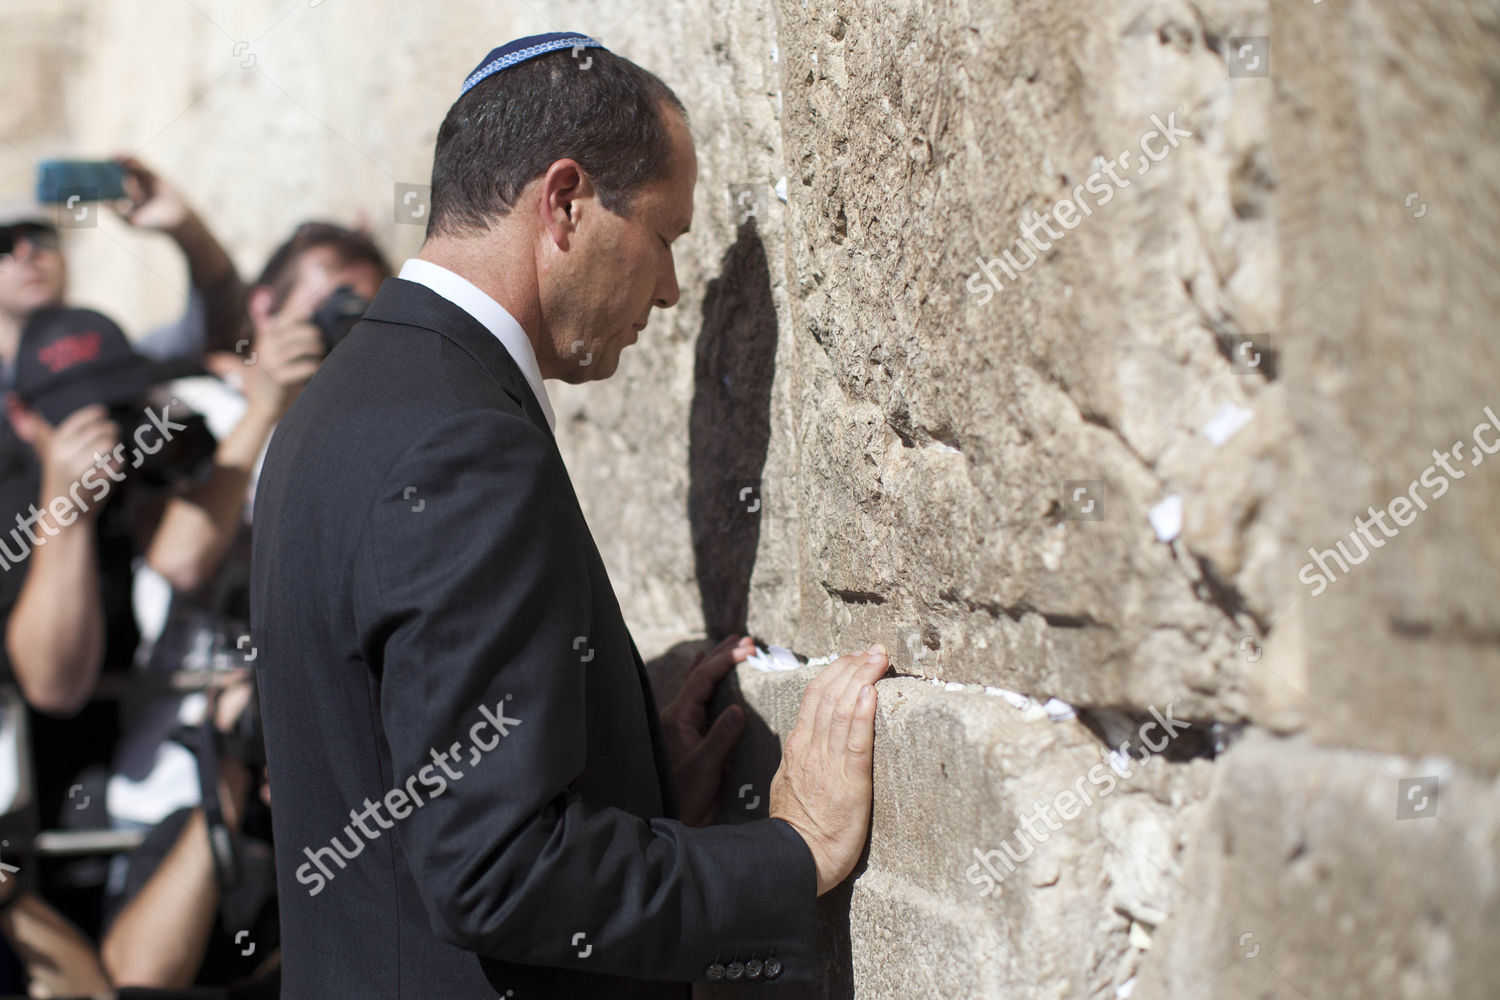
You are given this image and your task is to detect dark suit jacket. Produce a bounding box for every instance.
[251,277,817,998]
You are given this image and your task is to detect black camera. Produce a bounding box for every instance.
[106,396,218,490]
[310,285,370,353]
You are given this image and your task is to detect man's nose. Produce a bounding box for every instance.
[653,257,680,310]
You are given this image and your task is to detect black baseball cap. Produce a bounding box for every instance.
[13,307,204,425]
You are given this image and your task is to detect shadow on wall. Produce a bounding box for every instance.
[688,219,777,640]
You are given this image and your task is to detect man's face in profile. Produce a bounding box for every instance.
[549,107,697,383]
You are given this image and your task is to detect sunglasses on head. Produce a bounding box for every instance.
[0,222,60,257]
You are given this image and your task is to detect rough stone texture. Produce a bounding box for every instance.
[7,0,1499,996]
[1135,732,1500,1000]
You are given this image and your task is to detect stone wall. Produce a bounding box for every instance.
[5,0,1497,996]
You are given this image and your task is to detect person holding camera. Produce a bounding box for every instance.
[0,164,252,849]
[106,220,389,850]
[0,289,326,946]
[96,220,388,991]
[0,157,248,697]
[0,307,223,939]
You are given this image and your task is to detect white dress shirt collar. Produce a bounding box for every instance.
[397,258,555,432]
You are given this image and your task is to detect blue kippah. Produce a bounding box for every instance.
[459,32,608,96]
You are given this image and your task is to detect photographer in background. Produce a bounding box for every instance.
[1,218,384,720]
[98,220,389,991]
[153,219,390,592]
[0,160,250,812]
[3,308,222,718]
[1,307,221,941]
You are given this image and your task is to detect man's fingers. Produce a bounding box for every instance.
[694,633,744,664]
[851,646,889,688]
[815,646,888,747]
[694,704,745,772]
[63,417,113,451]
[845,685,878,760]
[113,154,150,177]
[53,408,120,471]
[826,673,862,754]
[680,635,752,704]
[795,652,855,742]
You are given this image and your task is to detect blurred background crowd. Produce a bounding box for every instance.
[0,157,394,997]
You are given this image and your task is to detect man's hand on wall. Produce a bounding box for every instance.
[660,634,756,826]
[769,645,889,896]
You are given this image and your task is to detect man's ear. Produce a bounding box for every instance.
[538,159,590,249]
[6,393,41,444]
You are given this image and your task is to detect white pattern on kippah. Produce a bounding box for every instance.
[461,36,605,95]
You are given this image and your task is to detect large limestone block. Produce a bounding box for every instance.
[1134,731,1500,1000]
[685,663,1217,999]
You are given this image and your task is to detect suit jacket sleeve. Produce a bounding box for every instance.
[352,407,819,982]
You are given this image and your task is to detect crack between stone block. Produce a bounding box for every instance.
[823,582,889,605]
[939,587,1113,631]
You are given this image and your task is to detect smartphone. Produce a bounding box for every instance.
[35,160,127,204]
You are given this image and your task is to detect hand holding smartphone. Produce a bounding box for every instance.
[35,159,128,205]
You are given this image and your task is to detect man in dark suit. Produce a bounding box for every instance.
[251,33,890,997]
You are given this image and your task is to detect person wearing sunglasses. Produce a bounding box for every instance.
[0,158,246,387]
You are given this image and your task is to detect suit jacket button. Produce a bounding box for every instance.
[706,963,726,982]
[745,959,764,979]
[764,957,783,979]
[726,961,746,981]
